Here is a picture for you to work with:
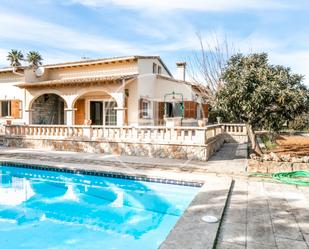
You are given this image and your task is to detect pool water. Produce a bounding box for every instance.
[0,166,199,249]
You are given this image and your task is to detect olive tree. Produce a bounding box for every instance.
[217,53,309,155]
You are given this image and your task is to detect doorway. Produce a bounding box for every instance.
[90,101,103,125]
[89,100,117,126]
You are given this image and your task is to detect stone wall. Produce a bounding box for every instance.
[247,159,309,173]
[4,134,226,161]
[222,133,248,143]
[32,94,65,125]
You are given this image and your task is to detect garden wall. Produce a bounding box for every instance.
[4,134,226,161]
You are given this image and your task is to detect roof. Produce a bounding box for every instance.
[1,55,173,77]
[16,74,138,89]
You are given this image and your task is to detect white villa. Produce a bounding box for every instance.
[0,55,208,127]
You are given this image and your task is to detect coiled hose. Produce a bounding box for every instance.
[250,171,309,186]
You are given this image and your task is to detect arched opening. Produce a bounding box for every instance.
[31,94,67,124]
[73,91,117,126]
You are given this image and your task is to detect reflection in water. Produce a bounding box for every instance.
[0,166,199,249]
[0,174,35,206]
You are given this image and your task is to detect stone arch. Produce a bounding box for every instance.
[30,93,68,125]
[28,89,69,110]
[72,90,119,125]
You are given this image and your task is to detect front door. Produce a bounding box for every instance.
[90,101,103,125]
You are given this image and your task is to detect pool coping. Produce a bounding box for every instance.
[160,176,232,249]
[0,160,203,187]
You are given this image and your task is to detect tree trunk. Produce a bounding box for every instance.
[246,124,263,156]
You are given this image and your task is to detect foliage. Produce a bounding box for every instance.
[216,53,309,133]
[7,49,24,67]
[26,51,43,68]
[260,134,277,150]
[207,107,226,124]
[288,114,309,131]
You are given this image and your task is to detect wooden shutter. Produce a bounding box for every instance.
[202,104,209,118]
[74,99,85,125]
[139,98,143,118]
[11,100,21,119]
[184,101,197,118]
[124,97,128,125]
[158,102,165,119]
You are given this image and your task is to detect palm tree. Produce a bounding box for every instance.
[7,49,24,67]
[26,51,43,68]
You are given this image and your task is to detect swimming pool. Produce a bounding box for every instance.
[0,165,199,249]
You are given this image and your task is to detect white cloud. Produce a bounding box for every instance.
[270,51,309,84]
[68,0,291,11]
[0,10,142,55]
[0,48,9,66]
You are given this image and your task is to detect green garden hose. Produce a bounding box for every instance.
[250,171,309,186]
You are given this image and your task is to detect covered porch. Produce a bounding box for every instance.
[17,75,135,126]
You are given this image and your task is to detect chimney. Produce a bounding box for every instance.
[176,62,186,81]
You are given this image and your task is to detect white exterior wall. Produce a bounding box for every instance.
[125,79,139,125]
[47,61,138,80]
[0,72,25,124]
[154,78,193,101]
[138,58,170,77]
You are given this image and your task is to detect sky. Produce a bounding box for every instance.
[0,0,309,85]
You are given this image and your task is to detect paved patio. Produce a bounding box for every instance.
[217,180,309,249]
[0,143,247,176]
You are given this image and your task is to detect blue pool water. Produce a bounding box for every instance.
[0,166,199,249]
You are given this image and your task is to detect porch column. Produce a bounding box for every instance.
[116,107,125,126]
[65,108,76,126]
[113,92,125,127]
[24,109,34,125]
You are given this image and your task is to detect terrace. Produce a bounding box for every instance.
[1,123,247,161]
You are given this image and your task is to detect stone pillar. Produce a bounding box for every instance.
[112,91,125,127]
[65,108,76,126]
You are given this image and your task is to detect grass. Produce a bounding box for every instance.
[260,134,277,150]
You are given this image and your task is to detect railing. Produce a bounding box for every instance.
[0,125,4,135]
[223,123,247,135]
[2,124,247,145]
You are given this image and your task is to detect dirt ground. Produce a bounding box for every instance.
[272,135,309,156]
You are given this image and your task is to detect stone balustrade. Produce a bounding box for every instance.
[0,125,4,135]
[1,123,247,160]
[223,123,247,134]
[2,123,247,145]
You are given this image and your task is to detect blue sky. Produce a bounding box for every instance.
[0,0,309,85]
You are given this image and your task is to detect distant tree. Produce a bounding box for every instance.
[26,51,43,68]
[216,53,309,155]
[7,49,24,67]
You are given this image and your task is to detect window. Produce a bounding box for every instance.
[142,100,151,118]
[158,65,162,74]
[0,100,11,117]
[152,63,157,74]
[105,101,117,126]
